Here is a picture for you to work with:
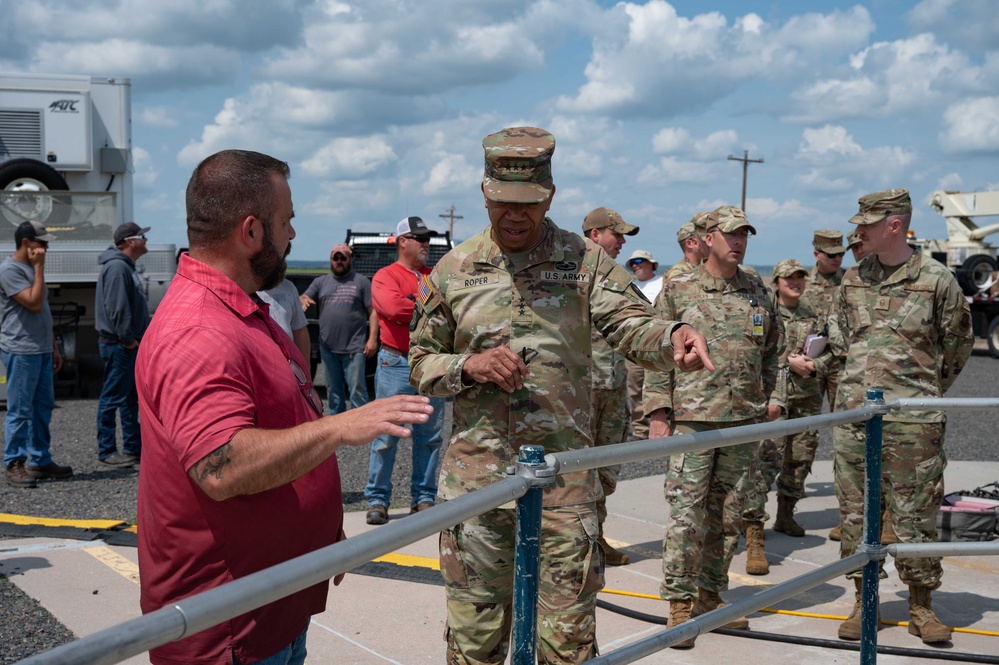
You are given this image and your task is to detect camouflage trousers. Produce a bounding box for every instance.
[625,360,649,441]
[833,421,946,587]
[440,504,603,664]
[742,393,824,523]
[661,419,758,601]
[593,386,631,527]
[823,361,840,411]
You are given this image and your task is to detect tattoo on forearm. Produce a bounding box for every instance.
[197,443,233,482]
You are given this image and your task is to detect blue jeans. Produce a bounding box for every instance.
[96,343,141,459]
[2,351,54,468]
[364,349,445,508]
[319,346,369,415]
[233,625,308,665]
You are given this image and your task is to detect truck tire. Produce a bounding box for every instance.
[0,158,72,227]
[956,254,999,296]
[988,315,999,360]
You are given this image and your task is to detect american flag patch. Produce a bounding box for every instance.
[417,274,435,305]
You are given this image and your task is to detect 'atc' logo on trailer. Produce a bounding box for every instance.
[48,99,79,113]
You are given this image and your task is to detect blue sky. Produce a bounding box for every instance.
[2,0,997,268]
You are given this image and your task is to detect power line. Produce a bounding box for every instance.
[727,150,764,213]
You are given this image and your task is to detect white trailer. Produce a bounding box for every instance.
[0,73,177,396]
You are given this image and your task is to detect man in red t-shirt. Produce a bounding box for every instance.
[364,216,447,525]
[136,150,434,665]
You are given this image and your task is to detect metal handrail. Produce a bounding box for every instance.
[15,394,999,664]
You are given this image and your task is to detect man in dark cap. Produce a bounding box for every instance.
[94,222,152,466]
[409,126,712,664]
[1,221,72,488]
[831,188,973,644]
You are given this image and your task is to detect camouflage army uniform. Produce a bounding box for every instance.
[645,263,785,600]
[590,318,631,529]
[743,298,830,523]
[409,218,684,664]
[833,252,972,585]
[802,264,844,410]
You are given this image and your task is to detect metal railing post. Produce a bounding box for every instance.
[860,387,888,665]
[511,445,555,665]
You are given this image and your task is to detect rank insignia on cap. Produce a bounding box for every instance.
[417,274,435,306]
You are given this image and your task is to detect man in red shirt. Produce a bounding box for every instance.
[135,150,434,665]
[364,216,447,525]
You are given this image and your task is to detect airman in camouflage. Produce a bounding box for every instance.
[831,188,973,644]
[802,229,846,411]
[660,212,709,286]
[742,259,831,539]
[644,205,786,646]
[583,206,640,567]
[408,126,713,665]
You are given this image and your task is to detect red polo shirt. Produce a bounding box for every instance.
[372,261,431,352]
[136,254,341,665]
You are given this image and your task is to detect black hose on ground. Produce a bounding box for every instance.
[596,598,999,664]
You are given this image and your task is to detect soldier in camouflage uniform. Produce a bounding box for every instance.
[645,205,786,647]
[847,228,868,262]
[802,230,846,409]
[660,213,709,285]
[831,188,973,644]
[583,207,639,567]
[742,259,831,540]
[408,126,713,665]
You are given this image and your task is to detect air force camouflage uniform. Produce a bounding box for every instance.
[832,190,973,590]
[645,207,786,601]
[802,230,846,411]
[409,128,688,665]
[743,260,831,527]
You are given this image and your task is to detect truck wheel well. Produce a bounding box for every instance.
[0,158,71,227]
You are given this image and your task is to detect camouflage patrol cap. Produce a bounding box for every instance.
[691,211,710,237]
[676,221,696,242]
[812,229,846,255]
[846,228,863,247]
[704,205,757,235]
[855,188,912,225]
[772,258,808,279]
[482,127,555,204]
[582,207,639,236]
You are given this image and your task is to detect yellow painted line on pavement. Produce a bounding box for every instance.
[84,545,141,585]
[373,552,440,570]
[0,512,125,530]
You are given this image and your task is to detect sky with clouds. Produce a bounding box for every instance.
[2,0,997,267]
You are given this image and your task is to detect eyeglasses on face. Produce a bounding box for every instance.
[403,234,431,243]
[127,235,147,241]
[288,358,324,416]
[630,258,646,266]
[332,254,349,261]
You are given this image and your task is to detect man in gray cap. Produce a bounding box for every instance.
[2,221,72,487]
[95,221,152,466]
[644,204,785,646]
[831,188,973,644]
[409,126,713,664]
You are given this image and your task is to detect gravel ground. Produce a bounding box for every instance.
[2,349,997,661]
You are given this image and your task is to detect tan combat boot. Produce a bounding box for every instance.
[692,588,749,629]
[829,524,842,541]
[773,496,805,537]
[907,586,951,644]
[744,522,770,575]
[839,580,882,640]
[598,535,630,566]
[880,508,899,544]
[667,599,695,649]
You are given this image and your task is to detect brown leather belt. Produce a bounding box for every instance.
[382,344,408,356]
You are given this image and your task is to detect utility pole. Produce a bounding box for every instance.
[727,150,764,212]
[439,203,462,238]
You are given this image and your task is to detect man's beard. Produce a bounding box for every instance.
[251,223,289,291]
[332,262,350,277]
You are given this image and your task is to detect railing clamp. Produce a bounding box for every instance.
[858,543,889,562]
[506,454,557,488]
